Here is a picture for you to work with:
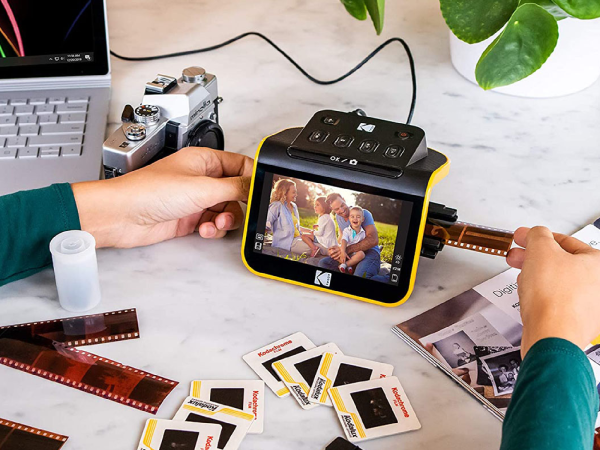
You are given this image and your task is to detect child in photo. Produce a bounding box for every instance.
[339,206,366,274]
[301,197,338,257]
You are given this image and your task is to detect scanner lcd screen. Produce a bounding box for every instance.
[252,172,412,286]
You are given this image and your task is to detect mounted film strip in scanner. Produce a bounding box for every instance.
[0,309,177,413]
[242,110,514,307]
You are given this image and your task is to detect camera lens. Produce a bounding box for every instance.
[185,121,225,150]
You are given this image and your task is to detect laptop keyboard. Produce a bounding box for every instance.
[0,96,87,160]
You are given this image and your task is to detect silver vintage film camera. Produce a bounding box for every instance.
[102,66,224,178]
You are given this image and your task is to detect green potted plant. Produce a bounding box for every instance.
[341,0,600,97]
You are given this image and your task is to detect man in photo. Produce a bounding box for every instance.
[509,358,520,379]
[318,193,388,282]
[430,330,478,369]
[452,342,475,367]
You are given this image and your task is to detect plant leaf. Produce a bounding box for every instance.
[519,0,570,19]
[550,0,600,18]
[364,0,385,35]
[340,0,368,20]
[440,0,519,43]
[475,3,559,90]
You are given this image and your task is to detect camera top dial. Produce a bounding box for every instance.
[133,105,161,125]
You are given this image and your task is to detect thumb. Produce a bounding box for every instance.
[552,232,593,255]
[525,226,560,256]
[195,175,251,207]
[526,226,591,256]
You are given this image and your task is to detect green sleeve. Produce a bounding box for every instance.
[500,338,598,450]
[0,184,81,286]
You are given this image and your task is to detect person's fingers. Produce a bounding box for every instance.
[524,226,560,254]
[506,247,526,269]
[198,221,227,239]
[514,225,591,256]
[194,175,251,206]
[215,202,244,231]
[175,213,204,238]
[179,148,254,178]
[512,227,530,248]
[552,232,592,254]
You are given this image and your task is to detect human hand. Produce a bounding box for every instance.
[72,148,253,248]
[328,246,342,261]
[506,226,600,356]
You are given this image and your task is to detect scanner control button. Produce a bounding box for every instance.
[322,116,340,125]
[358,140,379,153]
[396,131,413,140]
[334,135,354,148]
[308,130,328,143]
[384,145,404,158]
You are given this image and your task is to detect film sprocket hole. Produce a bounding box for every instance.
[102,66,224,178]
[242,110,513,306]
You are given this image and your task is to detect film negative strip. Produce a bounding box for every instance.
[0,418,68,450]
[0,309,140,347]
[0,309,177,414]
[425,221,514,257]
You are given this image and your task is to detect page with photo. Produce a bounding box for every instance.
[392,217,600,422]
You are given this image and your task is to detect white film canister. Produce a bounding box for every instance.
[49,230,101,312]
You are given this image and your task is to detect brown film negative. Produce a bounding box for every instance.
[425,221,514,257]
[0,418,68,450]
[0,308,140,347]
[0,309,178,414]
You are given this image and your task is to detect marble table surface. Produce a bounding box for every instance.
[1,0,600,449]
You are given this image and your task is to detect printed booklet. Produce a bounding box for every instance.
[393,217,600,423]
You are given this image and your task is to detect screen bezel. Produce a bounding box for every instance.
[242,162,425,305]
[0,0,109,80]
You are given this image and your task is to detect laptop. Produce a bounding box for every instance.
[0,0,110,196]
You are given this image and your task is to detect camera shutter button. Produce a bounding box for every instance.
[124,124,147,141]
[182,67,206,83]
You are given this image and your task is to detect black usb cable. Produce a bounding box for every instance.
[110,31,417,124]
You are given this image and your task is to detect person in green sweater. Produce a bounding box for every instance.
[1,147,600,449]
[0,147,253,286]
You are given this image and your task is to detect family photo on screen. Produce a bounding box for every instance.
[261,175,402,283]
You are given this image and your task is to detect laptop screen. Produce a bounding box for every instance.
[0,0,109,79]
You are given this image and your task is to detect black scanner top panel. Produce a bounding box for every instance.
[288,110,427,175]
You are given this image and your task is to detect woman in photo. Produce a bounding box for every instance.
[266,179,311,253]
[300,197,338,258]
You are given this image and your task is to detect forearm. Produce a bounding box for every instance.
[500,338,597,450]
[0,184,80,286]
[71,179,123,248]
[347,235,378,254]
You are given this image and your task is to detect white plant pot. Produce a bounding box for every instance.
[449,18,600,97]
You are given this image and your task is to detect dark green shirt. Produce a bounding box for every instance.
[0,183,80,286]
[0,186,598,449]
[501,337,598,450]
